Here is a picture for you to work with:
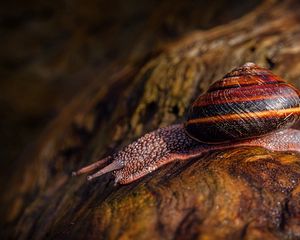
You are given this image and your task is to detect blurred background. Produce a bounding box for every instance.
[0,0,260,190]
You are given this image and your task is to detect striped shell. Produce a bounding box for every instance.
[185,62,300,143]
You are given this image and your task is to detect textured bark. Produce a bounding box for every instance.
[2,0,300,239]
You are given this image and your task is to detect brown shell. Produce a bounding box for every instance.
[185,62,300,143]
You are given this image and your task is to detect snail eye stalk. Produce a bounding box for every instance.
[72,156,112,176]
[87,161,123,181]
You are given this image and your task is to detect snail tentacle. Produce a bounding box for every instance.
[72,156,112,176]
[87,161,123,181]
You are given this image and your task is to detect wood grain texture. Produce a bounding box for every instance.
[2,0,300,239]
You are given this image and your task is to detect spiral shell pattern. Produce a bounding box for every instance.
[185,63,300,143]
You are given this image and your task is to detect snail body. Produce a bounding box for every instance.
[73,63,300,184]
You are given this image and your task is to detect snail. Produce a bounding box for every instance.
[73,63,300,185]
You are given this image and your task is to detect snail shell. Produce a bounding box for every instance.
[185,62,300,143]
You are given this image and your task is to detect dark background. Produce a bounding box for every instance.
[0,0,260,188]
